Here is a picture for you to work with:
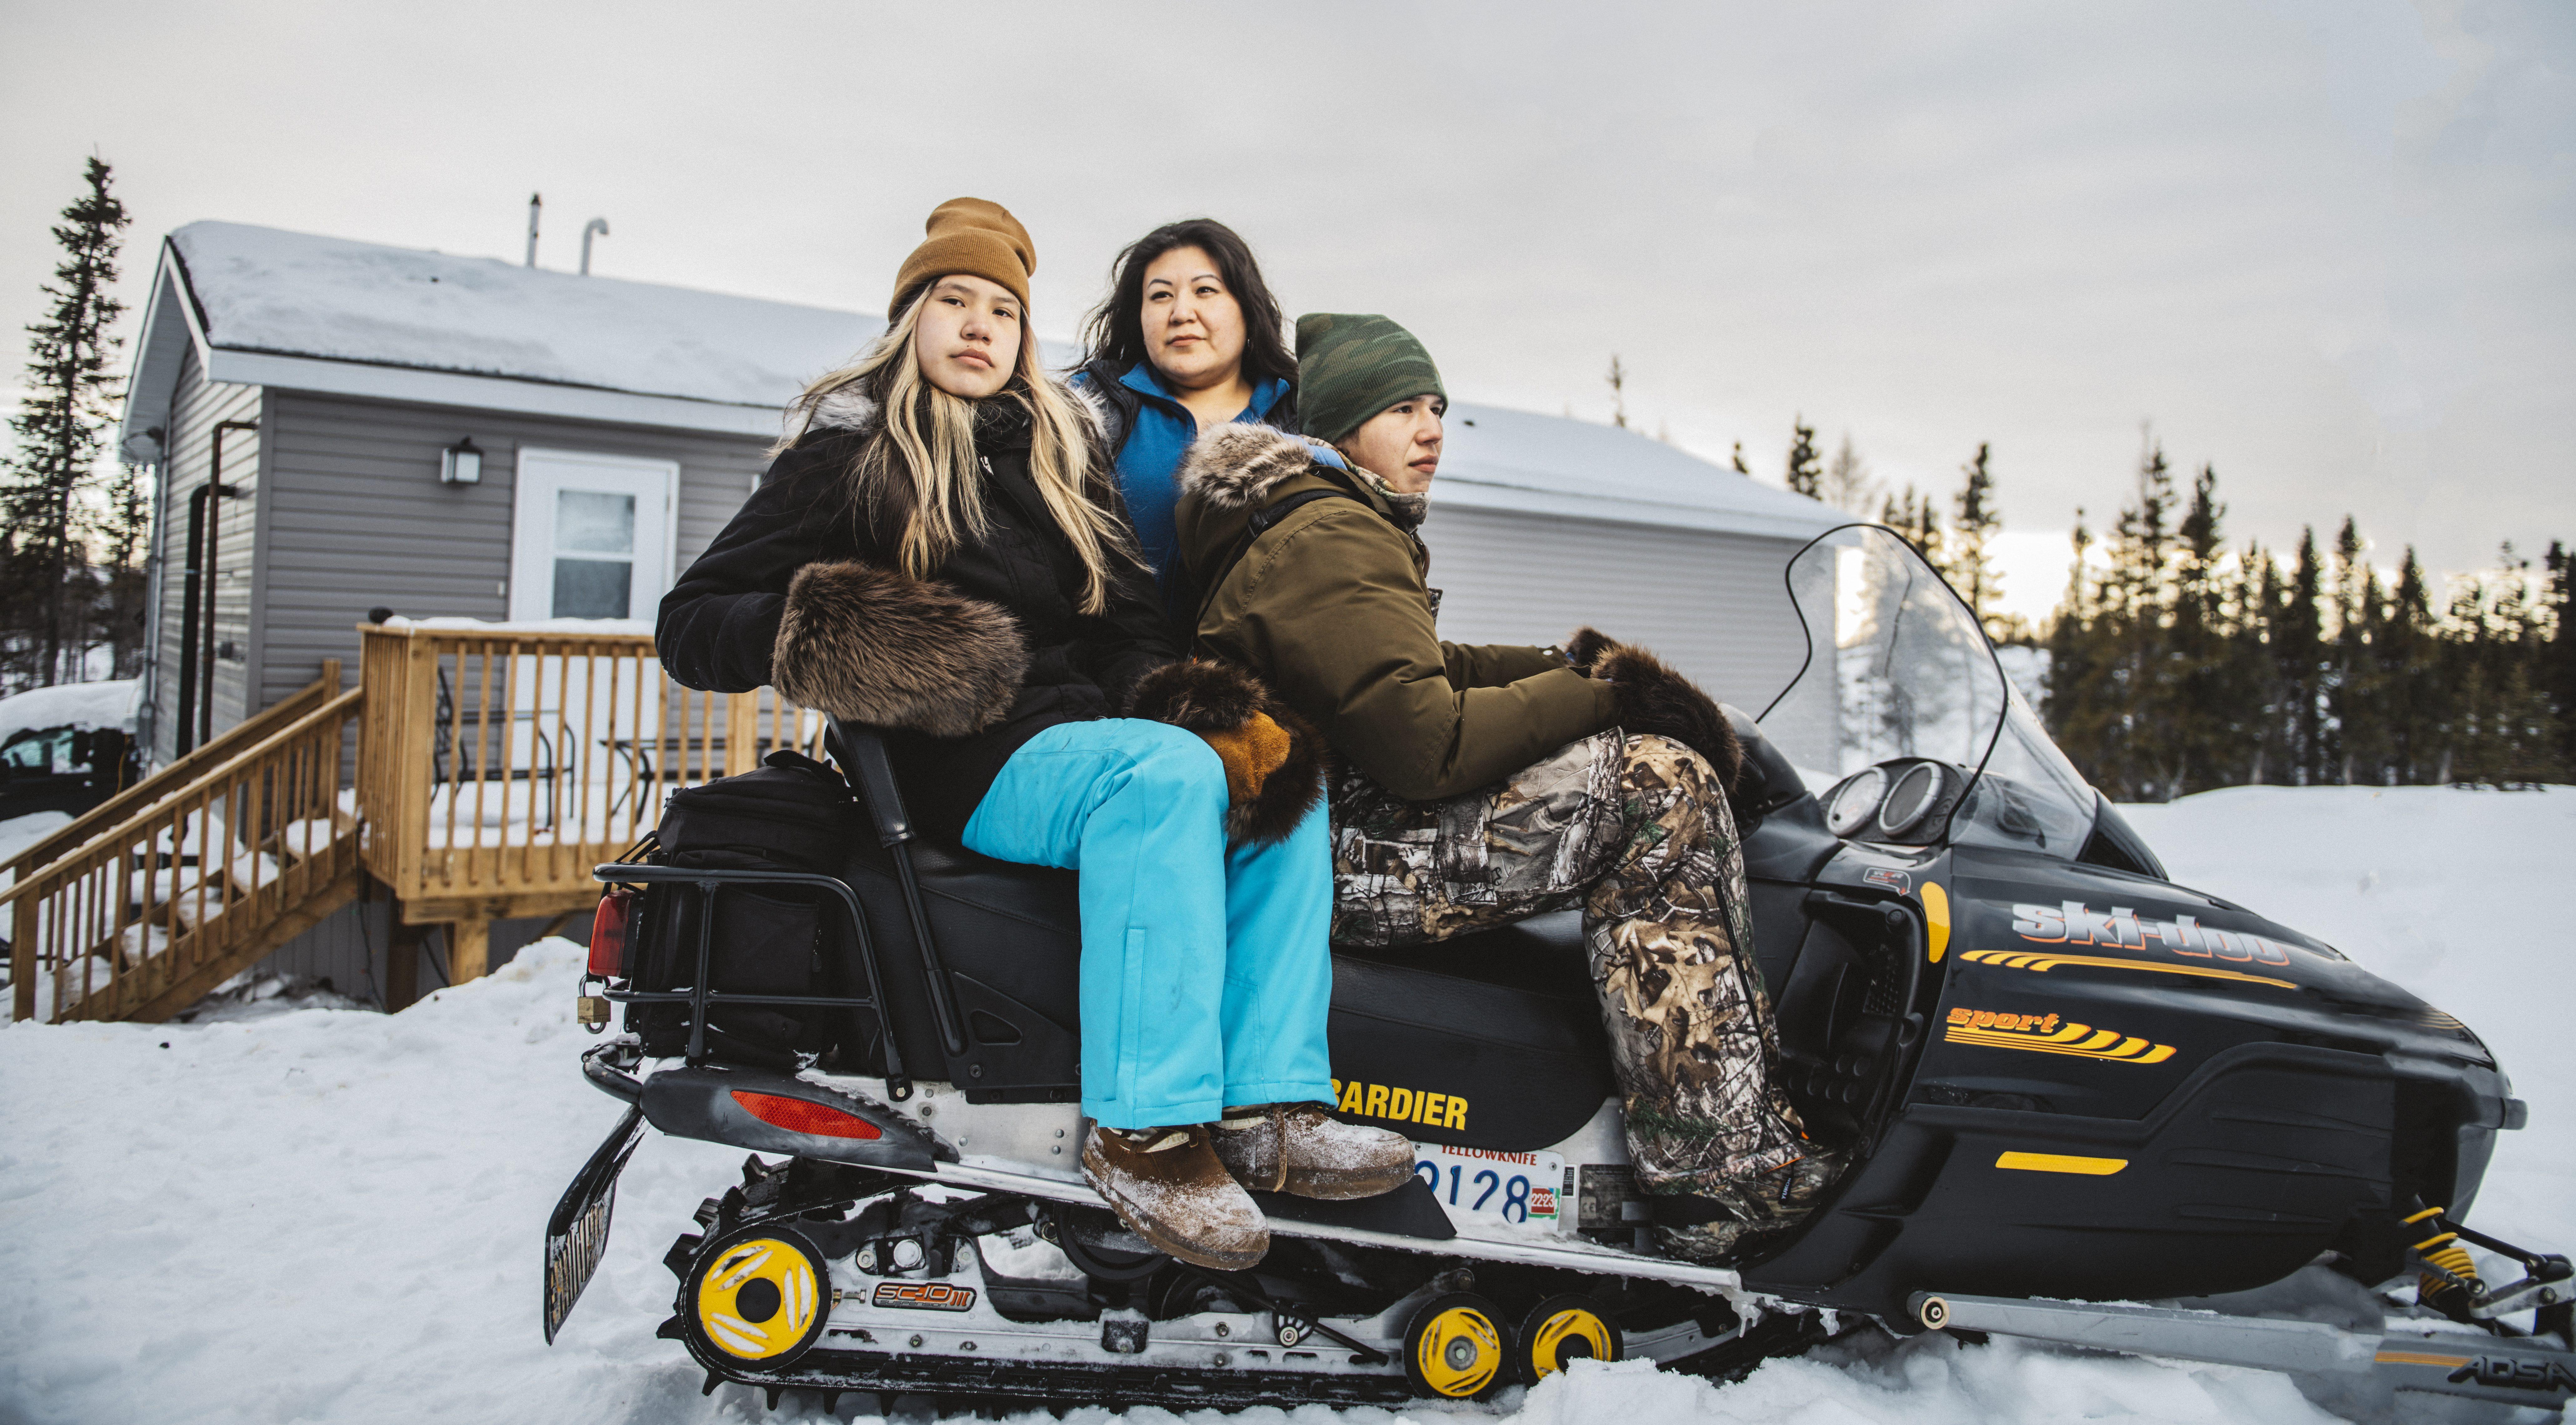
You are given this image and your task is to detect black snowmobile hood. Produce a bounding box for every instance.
[1931,844,2494,1072]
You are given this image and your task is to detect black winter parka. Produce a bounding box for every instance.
[656,400,1177,840]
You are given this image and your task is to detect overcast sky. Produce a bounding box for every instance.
[5,1,2568,621]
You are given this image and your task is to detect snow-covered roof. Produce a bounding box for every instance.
[119,221,1838,540]
[1437,403,1838,541]
[121,222,885,452]
[0,679,141,742]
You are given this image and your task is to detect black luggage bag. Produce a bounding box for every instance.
[622,751,866,1068]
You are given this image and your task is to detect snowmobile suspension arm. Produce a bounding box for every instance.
[1169,1263,1388,1365]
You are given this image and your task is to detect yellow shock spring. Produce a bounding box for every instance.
[2407,1207,2483,1298]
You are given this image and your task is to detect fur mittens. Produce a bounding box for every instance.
[1564,626,1745,791]
[771,561,1029,736]
[1126,660,1327,846]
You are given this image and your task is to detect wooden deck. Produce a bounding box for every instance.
[353,623,824,988]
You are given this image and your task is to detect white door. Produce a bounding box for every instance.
[509,447,678,623]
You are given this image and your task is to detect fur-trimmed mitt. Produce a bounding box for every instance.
[1126,660,1327,846]
[772,560,1029,737]
[1564,626,1744,792]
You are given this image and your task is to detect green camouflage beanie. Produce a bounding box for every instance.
[1295,313,1445,446]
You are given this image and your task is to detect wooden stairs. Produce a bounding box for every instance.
[3,667,365,1024]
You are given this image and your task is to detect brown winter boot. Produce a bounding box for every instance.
[1080,1124,1269,1270]
[1210,1103,1418,1200]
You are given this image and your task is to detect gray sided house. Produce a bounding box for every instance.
[117,221,1836,997]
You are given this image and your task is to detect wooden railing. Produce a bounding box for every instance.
[354,623,824,979]
[5,685,365,1023]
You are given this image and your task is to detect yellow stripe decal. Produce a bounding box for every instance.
[1943,1019,2180,1064]
[2374,1350,2472,1368]
[1959,948,2296,990]
[1921,882,1951,963]
[1995,1151,2128,1175]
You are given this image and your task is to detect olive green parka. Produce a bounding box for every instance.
[1172,423,1616,801]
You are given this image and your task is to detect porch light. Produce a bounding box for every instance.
[440,438,483,485]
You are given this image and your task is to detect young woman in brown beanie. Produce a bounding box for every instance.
[656,199,1414,1270]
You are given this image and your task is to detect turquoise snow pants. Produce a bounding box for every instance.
[960,718,1336,1130]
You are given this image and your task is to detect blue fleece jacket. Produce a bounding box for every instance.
[1079,361,1293,594]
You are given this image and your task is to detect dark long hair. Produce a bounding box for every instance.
[1080,219,1297,388]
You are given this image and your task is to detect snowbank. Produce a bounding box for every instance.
[0,810,73,867]
[0,786,2564,1424]
[0,678,139,743]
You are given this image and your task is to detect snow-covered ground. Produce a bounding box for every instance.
[0,786,2565,1424]
[0,809,74,867]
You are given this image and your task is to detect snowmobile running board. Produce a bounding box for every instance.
[923,1158,1749,1296]
[1913,1291,2576,1413]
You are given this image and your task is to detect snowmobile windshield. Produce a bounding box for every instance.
[1756,524,2098,857]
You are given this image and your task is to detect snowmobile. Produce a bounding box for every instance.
[545,524,2573,1415]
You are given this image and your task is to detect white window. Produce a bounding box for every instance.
[509,447,678,622]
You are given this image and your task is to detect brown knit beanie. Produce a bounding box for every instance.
[889,198,1034,320]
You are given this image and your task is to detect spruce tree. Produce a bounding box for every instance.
[1878,485,1946,575]
[1949,443,2003,637]
[5,157,130,687]
[2382,549,2441,784]
[2168,465,2239,793]
[1784,417,1823,500]
[2240,541,2284,786]
[2281,529,2326,784]
[2325,517,2382,784]
[2546,541,2575,773]
[93,459,152,676]
[1822,434,1878,514]
[2044,513,2117,790]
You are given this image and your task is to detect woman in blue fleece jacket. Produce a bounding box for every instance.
[1071,219,1299,611]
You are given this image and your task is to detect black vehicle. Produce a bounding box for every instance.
[0,687,140,821]
[546,526,2572,1415]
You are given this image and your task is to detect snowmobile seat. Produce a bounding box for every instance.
[817,722,1613,1149]
[1327,912,1616,1152]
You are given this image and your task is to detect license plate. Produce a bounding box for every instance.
[544,1104,647,1343]
[1413,1144,1566,1228]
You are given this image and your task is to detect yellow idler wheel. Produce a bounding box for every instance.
[683,1223,828,1368]
[1403,1292,1508,1400]
[1518,1293,1624,1384]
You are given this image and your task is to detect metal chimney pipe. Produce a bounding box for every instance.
[580,218,609,275]
[526,192,542,267]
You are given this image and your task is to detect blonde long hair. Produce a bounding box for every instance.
[782,292,1134,614]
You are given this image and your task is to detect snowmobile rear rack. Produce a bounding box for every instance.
[598,862,912,1099]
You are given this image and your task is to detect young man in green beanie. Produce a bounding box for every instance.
[1169,313,1844,1259]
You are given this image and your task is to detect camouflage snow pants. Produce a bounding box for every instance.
[1330,731,1814,1209]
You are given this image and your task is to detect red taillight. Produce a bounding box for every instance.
[731,1090,883,1140]
[588,888,636,977]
